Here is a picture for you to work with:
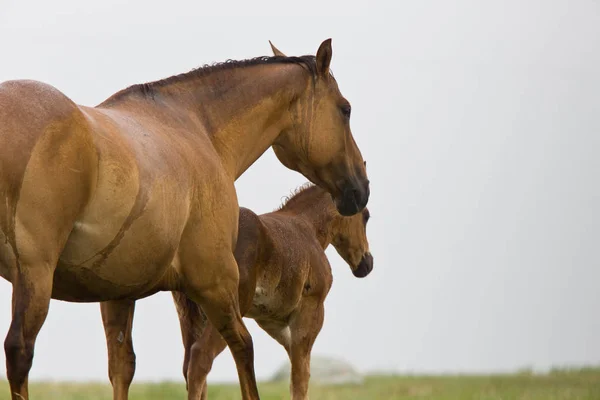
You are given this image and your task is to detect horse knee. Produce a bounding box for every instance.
[109,352,136,385]
[237,326,254,355]
[221,319,254,361]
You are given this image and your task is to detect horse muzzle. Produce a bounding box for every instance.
[335,179,370,216]
[352,252,373,278]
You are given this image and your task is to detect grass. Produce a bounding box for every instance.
[1,369,600,399]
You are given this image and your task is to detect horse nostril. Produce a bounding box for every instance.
[337,182,366,216]
[353,182,369,209]
[363,253,373,270]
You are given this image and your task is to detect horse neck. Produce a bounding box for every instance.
[106,63,310,179]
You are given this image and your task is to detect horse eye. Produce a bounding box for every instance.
[341,105,351,118]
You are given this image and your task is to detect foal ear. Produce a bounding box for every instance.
[269,40,287,57]
[316,38,333,77]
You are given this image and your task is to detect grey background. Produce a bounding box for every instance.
[0,0,598,383]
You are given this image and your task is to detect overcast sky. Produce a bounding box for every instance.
[0,0,599,384]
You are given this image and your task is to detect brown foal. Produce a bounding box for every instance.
[102,184,373,400]
[0,39,369,400]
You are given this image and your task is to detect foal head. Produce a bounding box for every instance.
[331,207,373,278]
[270,39,370,216]
[278,183,373,278]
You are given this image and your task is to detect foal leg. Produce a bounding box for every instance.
[186,323,227,400]
[255,319,292,355]
[4,266,54,400]
[287,299,325,400]
[100,300,136,400]
[256,302,324,400]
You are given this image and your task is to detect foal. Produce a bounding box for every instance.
[103,184,373,400]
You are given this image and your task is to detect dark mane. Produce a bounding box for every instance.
[100,54,318,105]
[277,183,330,211]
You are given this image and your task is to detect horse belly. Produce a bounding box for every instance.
[55,176,190,302]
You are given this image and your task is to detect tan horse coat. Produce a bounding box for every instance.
[0,40,369,400]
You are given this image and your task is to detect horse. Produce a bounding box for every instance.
[101,183,373,400]
[0,39,370,400]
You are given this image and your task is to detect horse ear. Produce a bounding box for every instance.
[316,38,333,77]
[269,40,287,57]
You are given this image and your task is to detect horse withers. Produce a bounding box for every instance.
[0,39,369,400]
[102,184,373,400]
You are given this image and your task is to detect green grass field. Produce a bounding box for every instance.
[1,368,599,399]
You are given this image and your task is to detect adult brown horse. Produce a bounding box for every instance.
[0,39,369,400]
[102,184,373,400]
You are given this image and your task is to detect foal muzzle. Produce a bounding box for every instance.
[353,252,373,278]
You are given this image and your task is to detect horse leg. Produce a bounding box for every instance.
[186,322,227,399]
[180,251,259,400]
[2,106,96,399]
[100,300,136,400]
[172,292,207,389]
[171,291,219,400]
[4,266,54,400]
[287,299,325,400]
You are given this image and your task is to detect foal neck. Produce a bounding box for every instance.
[279,186,339,249]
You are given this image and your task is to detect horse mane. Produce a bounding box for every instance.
[102,54,319,104]
[277,183,328,211]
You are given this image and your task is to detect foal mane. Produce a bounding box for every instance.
[101,54,319,105]
[277,183,330,212]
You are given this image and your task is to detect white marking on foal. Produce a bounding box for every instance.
[280,326,292,348]
[254,286,268,304]
[117,331,124,343]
